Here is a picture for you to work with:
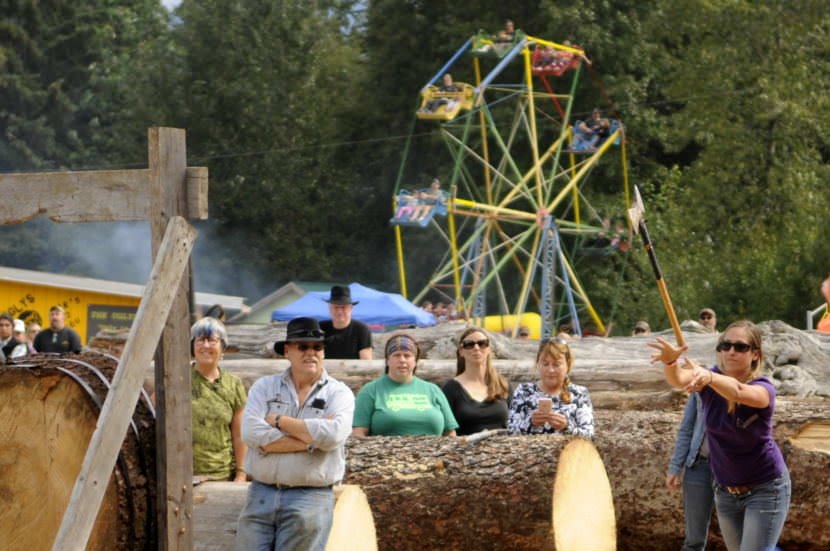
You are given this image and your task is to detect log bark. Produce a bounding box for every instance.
[0,354,155,551]
[191,483,376,551]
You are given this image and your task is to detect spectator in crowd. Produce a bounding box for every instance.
[352,334,458,437]
[632,320,651,336]
[557,323,575,339]
[320,286,372,360]
[420,301,434,314]
[433,302,448,322]
[517,325,531,339]
[666,392,714,551]
[508,338,594,438]
[442,327,510,435]
[25,322,40,355]
[190,317,248,482]
[649,320,790,551]
[33,306,82,354]
[0,313,26,360]
[237,317,354,551]
[699,308,717,333]
[204,304,226,322]
[817,272,830,333]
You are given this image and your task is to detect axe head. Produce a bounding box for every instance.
[627,185,646,233]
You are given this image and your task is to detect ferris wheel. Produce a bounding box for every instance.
[391,28,632,338]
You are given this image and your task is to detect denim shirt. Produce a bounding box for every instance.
[241,368,354,487]
[667,392,706,476]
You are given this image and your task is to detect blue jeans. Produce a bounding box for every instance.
[682,458,715,551]
[236,481,334,551]
[714,468,791,551]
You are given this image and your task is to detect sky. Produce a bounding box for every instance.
[161,0,181,10]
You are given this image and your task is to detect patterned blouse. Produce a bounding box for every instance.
[507,382,594,438]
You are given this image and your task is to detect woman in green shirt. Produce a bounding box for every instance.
[190,317,248,481]
[352,334,458,437]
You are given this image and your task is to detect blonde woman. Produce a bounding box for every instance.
[441,327,510,435]
[507,338,594,438]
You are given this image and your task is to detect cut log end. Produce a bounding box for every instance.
[789,420,830,454]
[325,485,378,551]
[553,438,616,551]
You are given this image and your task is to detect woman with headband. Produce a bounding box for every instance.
[352,334,458,437]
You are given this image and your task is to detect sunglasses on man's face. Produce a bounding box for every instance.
[461,339,489,350]
[716,341,752,353]
[295,343,324,352]
[700,313,713,320]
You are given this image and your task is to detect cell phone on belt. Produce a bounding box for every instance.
[538,398,552,413]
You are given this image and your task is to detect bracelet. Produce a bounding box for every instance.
[665,359,678,367]
[707,371,714,385]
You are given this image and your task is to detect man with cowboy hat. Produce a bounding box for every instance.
[236,317,355,551]
[698,308,717,333]
[320,285,373,360]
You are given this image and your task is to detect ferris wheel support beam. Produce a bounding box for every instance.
[546,128,622,213]
[495,134,567,210]
[522,47,545,207]
[545,64,583,205]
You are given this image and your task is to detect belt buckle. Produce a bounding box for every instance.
[726,485,750,495]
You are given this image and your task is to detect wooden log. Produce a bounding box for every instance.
[52,215,195,551]
[553,439,615,551]
[0,354,155,551]
[191,483,377,551]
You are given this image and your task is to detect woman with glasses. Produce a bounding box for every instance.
[649,320,790,551]
[441,327,510,435]
[352,334,458,437]
[507,338,594,438]
[190,316,248,482]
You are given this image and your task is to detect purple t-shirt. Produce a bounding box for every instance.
[699,367,786,487]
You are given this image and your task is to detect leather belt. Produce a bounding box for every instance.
[273,483,333,491]
[724,485,753,495]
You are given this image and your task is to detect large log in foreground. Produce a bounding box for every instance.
[0,355,155,551]
[345,406,830,551]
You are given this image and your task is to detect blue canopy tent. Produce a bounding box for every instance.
[271,283,436,327]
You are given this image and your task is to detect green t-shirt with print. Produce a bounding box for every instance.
[353,375,459,436]
[191,367,247,480]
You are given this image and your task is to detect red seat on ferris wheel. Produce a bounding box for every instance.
[531,46,582,77]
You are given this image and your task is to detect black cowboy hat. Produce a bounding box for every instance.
[274,317,326,356]
[324,285,358,306]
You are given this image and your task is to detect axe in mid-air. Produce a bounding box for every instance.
[627,185,686,347]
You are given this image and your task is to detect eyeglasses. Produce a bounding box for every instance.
[461,339,489,350]
[295,343,324,352]
[716,341,753,353]
[195,336,221,345]
[700,313,713,320]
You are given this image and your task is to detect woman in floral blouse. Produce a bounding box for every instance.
[507,338,594,438]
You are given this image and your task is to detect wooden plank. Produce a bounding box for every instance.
[186,166,209,220]
[149,127,195,551]
[0,169,150,224]
[52,216,197,551]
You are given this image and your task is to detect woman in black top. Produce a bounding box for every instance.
[441,327,510,435]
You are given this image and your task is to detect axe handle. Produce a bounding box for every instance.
[639,221,686,347]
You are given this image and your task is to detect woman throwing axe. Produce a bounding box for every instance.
[648,320,790,551]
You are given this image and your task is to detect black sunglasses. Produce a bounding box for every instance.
[700,313,713,320]
[716,341,753,353]
[295,343,325,352]
[461,339,489,350]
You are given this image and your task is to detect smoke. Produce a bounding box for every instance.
[44,219,275,306]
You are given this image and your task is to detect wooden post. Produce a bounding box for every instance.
[52,216,197,550]
[149,127,195,551]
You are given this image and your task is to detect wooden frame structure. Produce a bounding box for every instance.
[0,127,207,551]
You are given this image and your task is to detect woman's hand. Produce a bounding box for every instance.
[531,410,567,430]
[665,473,681,491]
[647,336,687,365]
[684,365,712,393]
